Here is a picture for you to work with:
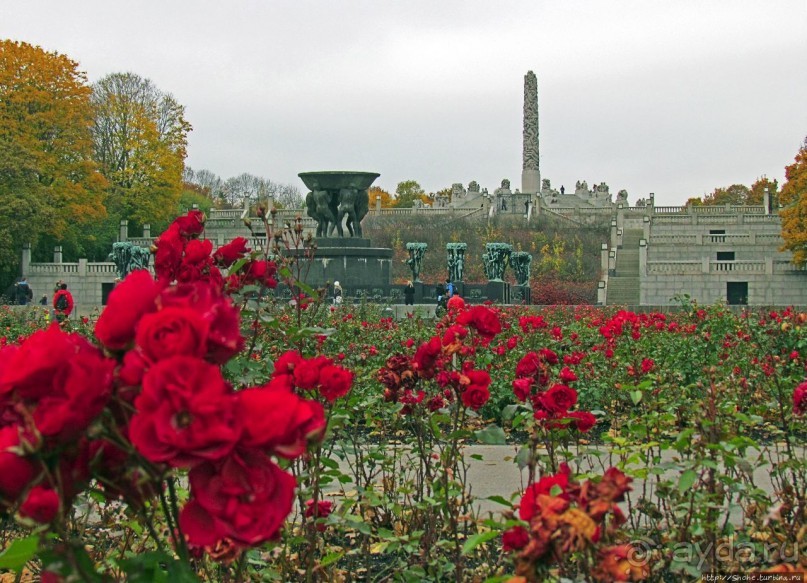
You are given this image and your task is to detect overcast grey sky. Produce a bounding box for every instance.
[2,1,806,205]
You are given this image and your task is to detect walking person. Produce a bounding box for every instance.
[53,283,74,323]
[16,278,32,305]
[403,281,415,306]
[333,281,343,305]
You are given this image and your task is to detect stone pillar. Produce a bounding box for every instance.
[79,258,87,277]
[648,192,655,208]
[639,239,647,274]
[119,220,129,242]
[521,71,540,194]
[608,250,616,276]
[642,215,651,241]
[601,243,609,273]
[765,257,773,276]
[616,203,625,233]
[21,243,31,277]
[375,195,381,214]
[597,280,607,305]
[701,256,710,273]
[54,246,63,263]
[610,219,618,248]
[143,224,151,238]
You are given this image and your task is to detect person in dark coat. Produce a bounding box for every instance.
[403,281,415,306]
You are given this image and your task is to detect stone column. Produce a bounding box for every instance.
[601,243,609,273]
[22,243,31,277]
[639,239,647,274]
[119,220,129,242]
[610,219,618,248]
[143,224,151,239]
[54,246,63,263]
[642,215,651,241]
[521,71,540,195]
[597,280,607,305]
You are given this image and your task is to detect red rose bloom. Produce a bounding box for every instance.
[237,380,326,458]
[0,426,36,500]
[457,305,501,339]
[794,381,806,416]
[129,356,241,467]
[461,384,490,410]
[293,356,330,390]
[19,485,59,523]
[539,384,578,414]
[154,226,184,282]
[559,366,578,383]
[513,377,534,402]
[519,465,572,521]
[446,295,465,311]
[413,336,442,379]
[0,325,114,443]
[305,499,333,531]
[174,209,205,237]
[213,237,250,267]
[179,449,296,547]
[569,411,597,433]
[158,282,244,364]
[502,525,529,552]
[135,307,210,363]
[243,259,278,288]
[318,364,353,402]
[516,352,542,378]
[94,270,161,350]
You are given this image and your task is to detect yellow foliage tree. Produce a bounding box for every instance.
[779,137,807,265]
[368,186,395,208]
[92,72,191,228]
[0,40,107,278]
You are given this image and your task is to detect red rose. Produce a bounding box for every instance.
[515,352,541,378]
[174,209,205,237]
[0,326,114,442]
[237,380,326,458]
[94,270,161,350]
[539,384,578,414]
[0,426,36,500]
[293,356,330,390]
[413,336,442,379]
[569,411,597,433]
[19,485,59,523]
[538,348,559,365]
[179,450,296,548]
[512,377,533,402]
[461,384,490,410]
[213,237,250,267]
[519,465,572,521]
[135,307,210,363]
[117,349,149,389]
[243,259,278,288]
[446,295,465,311]
[130,356,241,467]
[502,525,529,552]
[154,225,184,282]
[794,381,806,416]
[304,498,333,531]
[559,366,578,383]
[158,282,244,364]
[457,305,501,339]
[318,364,353,402]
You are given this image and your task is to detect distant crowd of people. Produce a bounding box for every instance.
[4,278,74,322]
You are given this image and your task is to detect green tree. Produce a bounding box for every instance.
[779,137,807,266]
[0,40,107,289]
[92,72,191,228]
[394,180,427,208]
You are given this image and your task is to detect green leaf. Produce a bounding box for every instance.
[0,535,39,572]
[485,495,514,508]
[319,551,344,568]
[461,530,499,555]
[630,390,643,405]
[678,469,697,495]
[501,404,520,422]
[475,424,507,445]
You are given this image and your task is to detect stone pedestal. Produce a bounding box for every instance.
[512,284,531,304]
[485,281,511,304]
[284,238,393,288]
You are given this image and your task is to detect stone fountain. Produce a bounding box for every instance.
[290,171,393,290]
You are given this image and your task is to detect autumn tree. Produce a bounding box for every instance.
[394,180,429,208]
[92,72,191,227]
[368,186,395,208]
[0,40,107,288]
[748,176,778,206]
[779,137,807,265]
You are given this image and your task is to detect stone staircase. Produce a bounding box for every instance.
[606,229,642,306]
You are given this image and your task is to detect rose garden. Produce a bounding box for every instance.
[0,210,804,582]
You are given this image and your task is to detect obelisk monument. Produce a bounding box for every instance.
[521,71,540,195]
